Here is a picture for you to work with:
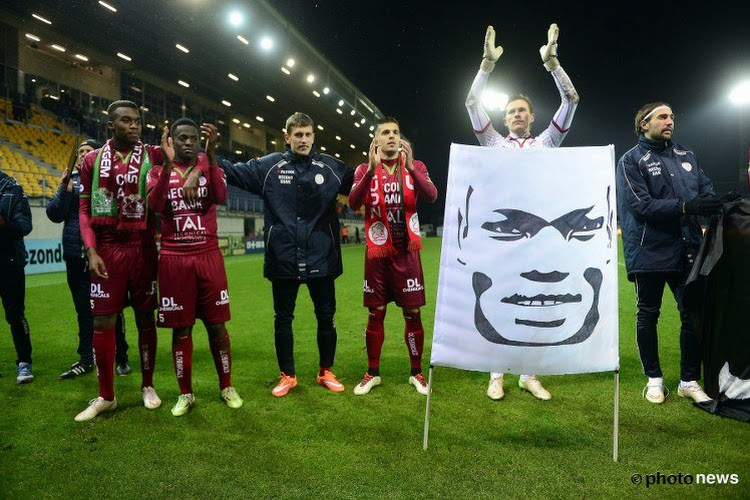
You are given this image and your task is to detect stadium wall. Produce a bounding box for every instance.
[18,40,120,100]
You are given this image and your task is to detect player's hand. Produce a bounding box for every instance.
[201,123,219,166]
[160,126,174,167]
[64,135,80,184]
[60,171,74,192]
[483,26,503,62]
[400,139,414,172]
[87,248,108,280]
[539,23,560,70]
[183,171,200,206]
[367,138,380,174]
[60,170,72,190]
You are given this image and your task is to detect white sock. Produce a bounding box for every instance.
[680,380,697,388]
[648,377,663,386]
[520,374,534,382]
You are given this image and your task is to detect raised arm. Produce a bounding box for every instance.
[537,23,580,148]
[465,26,505,147]
[400,140,437,203]
[147,127,174,213]
[46,173,75,223]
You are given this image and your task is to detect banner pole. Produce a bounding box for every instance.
[613,369,619,462]
[423,365,434,451]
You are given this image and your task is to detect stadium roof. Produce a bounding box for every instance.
[0,0,383,164]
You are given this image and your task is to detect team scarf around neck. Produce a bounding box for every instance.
[90,140,151,230]
[365,155,421,258]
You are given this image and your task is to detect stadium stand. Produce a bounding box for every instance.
[0,105,82,198]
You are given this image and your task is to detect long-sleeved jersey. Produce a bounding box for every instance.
[465,65,579,148]
[147,157,227,255]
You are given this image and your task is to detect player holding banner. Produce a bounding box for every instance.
[465,23,580,401]
[147,120,242,416]
[348,117,437,395]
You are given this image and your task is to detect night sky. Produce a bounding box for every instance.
[286,1,750,223]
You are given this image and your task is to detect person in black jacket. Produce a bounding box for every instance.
[616,102,722,405]
[0,168,33,384]
[212,112,354,397]
[46,139,130,379]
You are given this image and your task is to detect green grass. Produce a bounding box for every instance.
[1,238,748,499]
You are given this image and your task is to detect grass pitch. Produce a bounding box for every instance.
[1,238,748,498]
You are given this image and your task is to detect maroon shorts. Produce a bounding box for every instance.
[363,250,426,308]
[90,243,158,315]
[157,248,230,327]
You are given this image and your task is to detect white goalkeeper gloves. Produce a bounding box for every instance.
[539,23,560,71]
[480,25,503,72]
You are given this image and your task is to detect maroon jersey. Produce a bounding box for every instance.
[79,143,163,248]
[147,157,227,255]
[350,158,437,249]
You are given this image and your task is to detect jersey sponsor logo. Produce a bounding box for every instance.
[90,283,110,299]
[173,214,206,232]
[681,161,693,172]
[215,289,230,306]
[403,277,424,293]
[315,173,325,185]
[368,221,389,246]
[645,162,662,176]
[409,213,420,235]
[674,149,688,156]
[363,279,375,293]
[277,168,295,185]
[161,296,184,311]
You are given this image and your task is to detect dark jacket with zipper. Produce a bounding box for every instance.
[46,170,84,259]
[219,146,354,280]
[0,169,32,267]
[616,135,714,280]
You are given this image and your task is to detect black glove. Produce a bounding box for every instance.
[720,189,741,203]
[683,194,722,216]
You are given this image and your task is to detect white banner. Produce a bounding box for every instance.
[431,144,619,375]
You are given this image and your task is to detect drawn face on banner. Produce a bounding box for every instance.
[456,175,614,347]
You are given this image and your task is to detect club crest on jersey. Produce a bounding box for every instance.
[368,221,388,246]
[199,176,207,186]
[315,173,325,185]
[681,162,692,172]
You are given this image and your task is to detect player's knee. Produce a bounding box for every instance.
[133,309,155,329]
[173,326,191,338]
[93,313,117,329]
[205,322,226,337]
